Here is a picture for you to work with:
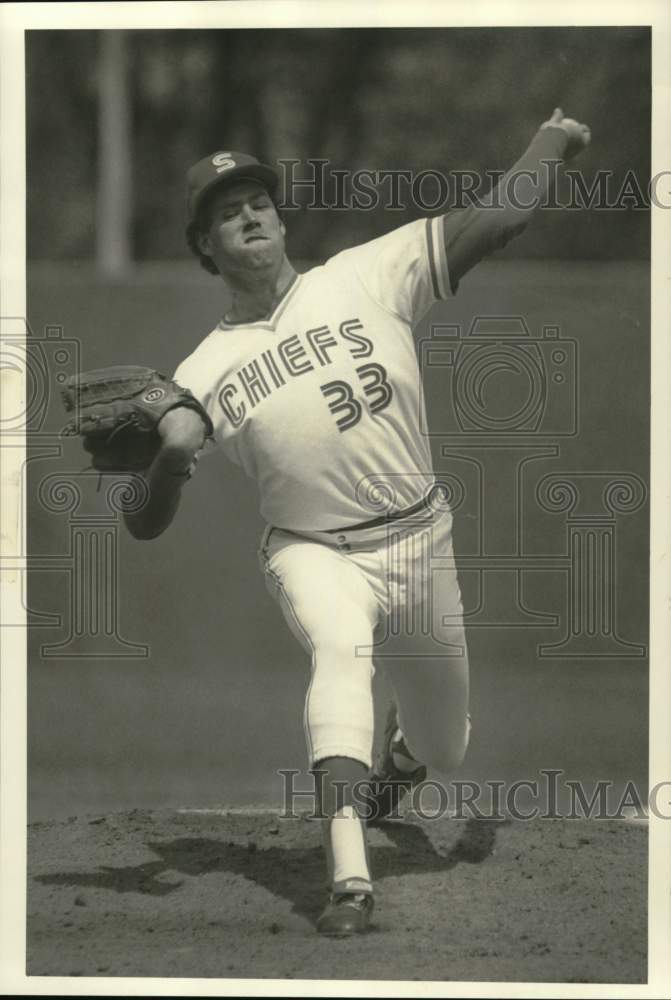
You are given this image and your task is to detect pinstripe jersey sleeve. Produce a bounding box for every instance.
[334,217,451,327]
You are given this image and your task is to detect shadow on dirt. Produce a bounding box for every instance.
[34,817,505,924]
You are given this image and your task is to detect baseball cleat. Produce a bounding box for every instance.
[316,891,374,936]
[367,706,427,822]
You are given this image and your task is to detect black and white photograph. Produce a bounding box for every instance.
[1,1,669,994]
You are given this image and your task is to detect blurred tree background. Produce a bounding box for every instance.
[26,27,650,268]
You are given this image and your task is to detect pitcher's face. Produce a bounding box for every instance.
[197,180,286,276]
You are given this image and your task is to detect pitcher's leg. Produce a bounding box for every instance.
[264,535,380,768]
[374,510,470,780]
[383,633,470,774]
[262,532,378,932]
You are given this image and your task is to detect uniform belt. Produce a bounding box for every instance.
[324,487,443,534]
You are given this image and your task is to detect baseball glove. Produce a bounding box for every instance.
[61,365,213,473]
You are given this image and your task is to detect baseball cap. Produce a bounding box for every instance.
[186,150,279,226]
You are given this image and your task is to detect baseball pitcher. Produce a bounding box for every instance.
[76,109,590,935]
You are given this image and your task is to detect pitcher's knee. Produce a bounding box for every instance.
[408,713,471,775]
[311,620,373,667]
[423,736,467,774]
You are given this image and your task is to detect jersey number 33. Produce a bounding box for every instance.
[320,363,393,432]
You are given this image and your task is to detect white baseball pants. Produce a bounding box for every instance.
[258,505,470,773]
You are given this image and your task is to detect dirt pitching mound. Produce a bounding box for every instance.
[27,808,646,983]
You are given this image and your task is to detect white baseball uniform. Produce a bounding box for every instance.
[174,216,470,772]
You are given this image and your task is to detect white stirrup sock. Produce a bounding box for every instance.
[322,805,372,895]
